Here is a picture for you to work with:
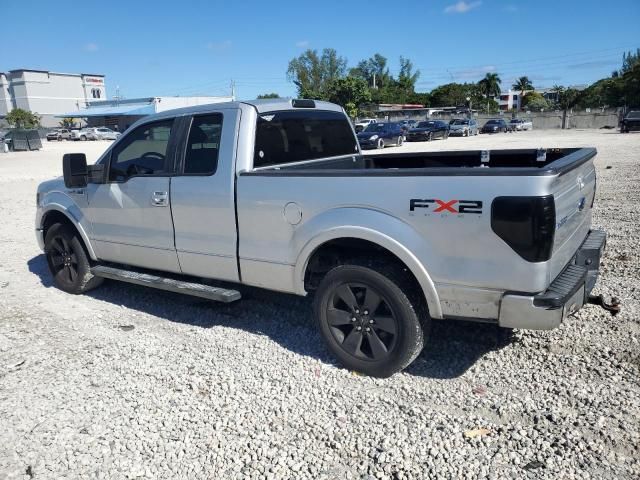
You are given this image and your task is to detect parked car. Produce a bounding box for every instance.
[357,122,404,149]
[448,119,478,137]
[90,127,121,140]
[510,118,533,131]
[69,128,98,141]
[405,120,449,141]
[46,129,72,141]
[354,118,377,133]
[36,98,611,377]
[620,110,640,133]
[481,119,510,133]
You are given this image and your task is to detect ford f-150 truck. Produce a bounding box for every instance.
[36,98,613,377]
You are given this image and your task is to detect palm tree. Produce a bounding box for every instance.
[512,76,534,110]
[478,73,502,113]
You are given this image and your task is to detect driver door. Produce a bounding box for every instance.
[85,118,181,273]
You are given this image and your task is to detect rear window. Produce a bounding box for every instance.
[254,110,358,168]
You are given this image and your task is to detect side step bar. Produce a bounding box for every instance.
[91,265,241,303]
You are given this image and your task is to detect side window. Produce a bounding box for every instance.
[184,114,223,175]
[254,110,358,168]
[109,119,173,182]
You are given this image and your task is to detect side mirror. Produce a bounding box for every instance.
[62,153,87,188]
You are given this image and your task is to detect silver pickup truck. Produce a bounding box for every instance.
[36,98,613,377]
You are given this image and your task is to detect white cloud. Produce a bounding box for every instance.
[295,40,309,48]
[444,1,482,14]
[206,40,232,52]
[84,43,98,52]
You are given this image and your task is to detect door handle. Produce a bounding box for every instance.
[151,191,169,207]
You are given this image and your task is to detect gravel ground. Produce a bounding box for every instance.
[0,130,639,479]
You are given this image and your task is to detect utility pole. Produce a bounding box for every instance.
[373,73,377,90]
[230,79,236,100]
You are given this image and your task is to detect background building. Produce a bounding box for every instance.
[0,69,106,127]
[59,96,235,132]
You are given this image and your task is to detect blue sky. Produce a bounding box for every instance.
[2,0,638,100]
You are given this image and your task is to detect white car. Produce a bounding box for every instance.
[91,127,121,140]
[509,118,533,131]
[355,118,377,132]
[69,128,98,141]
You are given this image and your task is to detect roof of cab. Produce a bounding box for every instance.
[144,98,344,120]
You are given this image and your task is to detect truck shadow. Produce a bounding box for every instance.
[28,254,513,380]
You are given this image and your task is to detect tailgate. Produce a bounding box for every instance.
[548,155,596,281]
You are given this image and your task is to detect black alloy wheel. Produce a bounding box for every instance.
[326,282,399,362]
[314,263,427,377]
[44,223,103,294]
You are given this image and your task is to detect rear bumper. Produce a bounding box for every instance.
[498,230,606,330]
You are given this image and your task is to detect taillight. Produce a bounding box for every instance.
[491,195,555,262]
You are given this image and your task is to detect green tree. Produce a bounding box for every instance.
[287,48,347,99]
[512,76,534,109]
[59,117,76,128]
[257,93,280,99]
[478,73,502,112]
[6,108,40,129]
[521,91,550,111]
[349,53,391,90]
[326,76,371,116]
[552,86,585,128]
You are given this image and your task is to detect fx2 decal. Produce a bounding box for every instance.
[409,199,483,214]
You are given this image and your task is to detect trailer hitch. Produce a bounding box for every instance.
[587,294,621,316]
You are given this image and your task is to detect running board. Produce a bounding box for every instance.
[91,265,241,303]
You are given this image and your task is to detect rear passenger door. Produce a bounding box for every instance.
[86,119,181,273]
[170,110,241,282]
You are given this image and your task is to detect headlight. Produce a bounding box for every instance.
[369,135,379,140]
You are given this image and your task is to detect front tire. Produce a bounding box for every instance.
[377,138,385,149]
[397,136,403,146]
[313,263,427,377]
[427,132,432,142]
[44,223,103,294]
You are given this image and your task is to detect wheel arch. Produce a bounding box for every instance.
[40,204,97,260]
[293,211,442,319]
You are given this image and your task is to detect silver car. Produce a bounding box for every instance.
[449,118,478,136]
[91,127,121,140]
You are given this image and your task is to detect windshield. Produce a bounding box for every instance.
[451,120,468,125]
[487,120,500,124]
[417,121,436,128]
[510,119,521,123]
[364,123,386,132]
[627,111,640,119]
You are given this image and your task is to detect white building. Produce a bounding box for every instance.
[59,96,235,132]
[0,69,106,127]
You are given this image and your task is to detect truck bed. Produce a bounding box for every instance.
[248,148,595,176]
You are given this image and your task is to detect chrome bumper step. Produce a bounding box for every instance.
[91,265,241,303]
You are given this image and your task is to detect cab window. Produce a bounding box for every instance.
[109,120,173,181]
[254,110,358,168]
[184,114,223,175]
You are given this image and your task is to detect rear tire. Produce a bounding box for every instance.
[397,136,403,146]
[44,223,103,294]
[427,132,432,142]
[81,135,87,141]
[313,262,427,377]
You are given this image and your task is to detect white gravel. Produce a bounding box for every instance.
[0,131,639,479]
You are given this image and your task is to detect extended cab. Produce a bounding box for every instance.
[36,99,611,377]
